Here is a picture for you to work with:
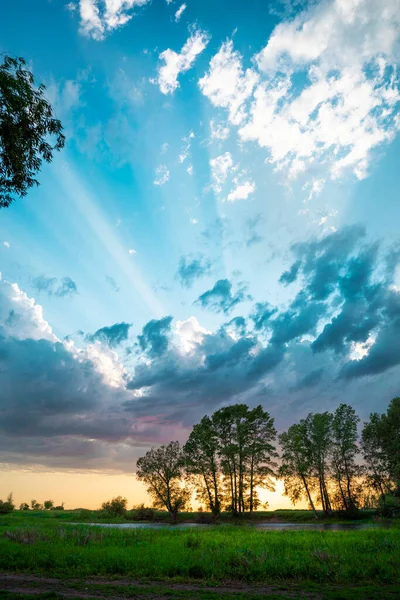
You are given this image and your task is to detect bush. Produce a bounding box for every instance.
[51,505,65,511]
[101,496,127,517]
[0,494,15,514]
[130,504,156,521]
[378,493,400,518]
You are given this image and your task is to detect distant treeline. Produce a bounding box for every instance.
[136,398,400,521]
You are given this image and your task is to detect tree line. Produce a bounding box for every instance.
[136,399,400,522]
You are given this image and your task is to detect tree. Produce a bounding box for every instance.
[0,493,15,514]
[43,499,54,510]
[184,416,224,519]
[19,502,30,511]
[331,404,362,514]
[101,496,127,517]
[0,55,65,208]
[245,405,278,516]
[30,499,42,510]
[136,441,190,523]
[379,397,400,491]
[361,398,400,513]
[211,404,277,516]
[279,422,319,518]
[361,413,393,497]
[305,412,333,516]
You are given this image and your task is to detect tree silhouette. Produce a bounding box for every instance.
[0,55,65,208]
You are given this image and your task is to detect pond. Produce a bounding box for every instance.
[74,521,379,531]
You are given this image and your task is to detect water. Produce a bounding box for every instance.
[74,521,378,531]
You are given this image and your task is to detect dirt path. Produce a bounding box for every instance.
[0,573,318,599]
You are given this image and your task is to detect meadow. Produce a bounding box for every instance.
[0,511,399,599]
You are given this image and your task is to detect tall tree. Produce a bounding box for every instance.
[380,397,400,491]
[331,404,361,513]
[279,422,319,518]
[184,416,224,519]
[361,413,392,497]
[246,405,277,516]
[136,441,190,522]
[306,412,333,516]
[211,404,277,515]
[362,398,400,498]
[0,55,65,208]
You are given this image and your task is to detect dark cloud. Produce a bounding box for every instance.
[86,322,132,347]
[3,224,400,471]
[222,316,247,337]
[137,316,173,358]
[105,276,120,292]
[251,302,277,331]
[196,279,252,314]
[281,225,366,300]
[279,260,301,285]
[176,254,211,288]
[292,367,324,391]
[32,275,78,298]
[270,293,325,345]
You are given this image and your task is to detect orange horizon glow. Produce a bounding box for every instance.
[1,469,307,511]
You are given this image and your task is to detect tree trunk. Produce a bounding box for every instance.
[302,475,318,519]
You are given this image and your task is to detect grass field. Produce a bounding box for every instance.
[0,507,377,525]
[0,512,398,599]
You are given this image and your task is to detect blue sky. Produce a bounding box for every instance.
[1,0,400,476]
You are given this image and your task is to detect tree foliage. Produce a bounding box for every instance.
[136,399,400,519]
[136,441,190,522]
[279,422,318,518]
[101,496,128,517]
[0,493,14,514]
[0,55,65,208]
[184,416,223,518]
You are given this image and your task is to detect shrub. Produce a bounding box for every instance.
[130,504,156,521]
[378,493,400,518]
[0,494,15,514]
[101,496,127,517]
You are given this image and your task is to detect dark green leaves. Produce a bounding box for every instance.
[0,55,65,208]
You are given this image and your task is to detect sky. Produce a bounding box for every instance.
[0,0,400,509]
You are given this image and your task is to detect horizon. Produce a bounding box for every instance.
[1,0,400,509]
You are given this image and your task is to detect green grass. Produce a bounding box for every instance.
[0,518,399,584]
[1,508,377,525]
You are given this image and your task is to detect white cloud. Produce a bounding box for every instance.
[210,119,230,140]
[161,142,169,153]
[201,0,400,182]
[187,164,193,175]
[179,131,194,163]
[199,41,259,125]
[156,29,210,94]
[45,78,81,117]
[128,248,137,254]
[0,277,56,342]
[3,241,10,249]
[304,177,325,201]
[190,217,198,224]
[227,180,256,202]
[154,164,170,185]
[176,316,210,353]
[210,152,234,192]
[76,0,151,40]
[174,3,186,22]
